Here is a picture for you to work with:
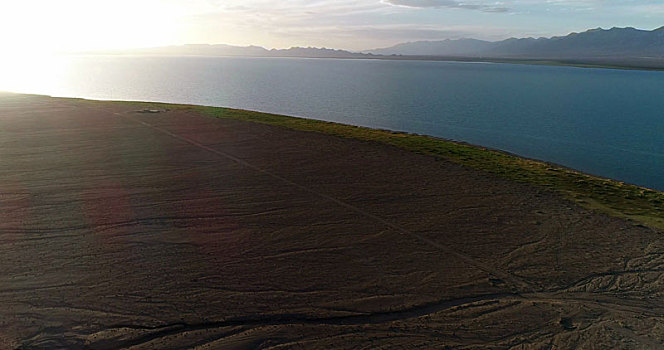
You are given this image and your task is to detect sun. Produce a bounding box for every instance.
[0,0,182,54]
[0,0,186,93]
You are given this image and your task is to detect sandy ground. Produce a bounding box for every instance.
[0,93,663,349]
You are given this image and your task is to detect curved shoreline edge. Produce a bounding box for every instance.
[61,95,664,230]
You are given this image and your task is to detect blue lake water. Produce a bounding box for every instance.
[4,56,664,190]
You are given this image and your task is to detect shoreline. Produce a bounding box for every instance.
[361,55,664,72]
[68,53,664,72]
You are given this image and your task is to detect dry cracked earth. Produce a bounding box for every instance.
[1,93,663,349]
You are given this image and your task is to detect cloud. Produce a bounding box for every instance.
[250,22,513,50]
[275,24,494,40]
[180,0,517,50]
[383,0,509,12]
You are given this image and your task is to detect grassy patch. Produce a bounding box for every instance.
[104,99,664,230]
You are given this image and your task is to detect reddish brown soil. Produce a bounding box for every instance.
[1,93,662,349]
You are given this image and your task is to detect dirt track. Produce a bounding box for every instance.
[1,93,663,349]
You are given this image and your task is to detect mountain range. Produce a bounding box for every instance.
[367,26,664,59]
[94,27,664,69]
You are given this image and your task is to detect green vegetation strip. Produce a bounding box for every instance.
[105,99,664,230]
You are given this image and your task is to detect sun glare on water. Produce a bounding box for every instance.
[0,55,71,95]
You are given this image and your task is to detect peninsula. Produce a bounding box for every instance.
[2,93,663,348]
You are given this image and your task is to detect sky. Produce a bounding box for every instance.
[1,0,664,53]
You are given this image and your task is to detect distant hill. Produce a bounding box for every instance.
[92,44,371,59]
[367,27,664,59]
[368,38,493,56]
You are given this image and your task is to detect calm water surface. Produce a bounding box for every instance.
[4,56,664,190]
